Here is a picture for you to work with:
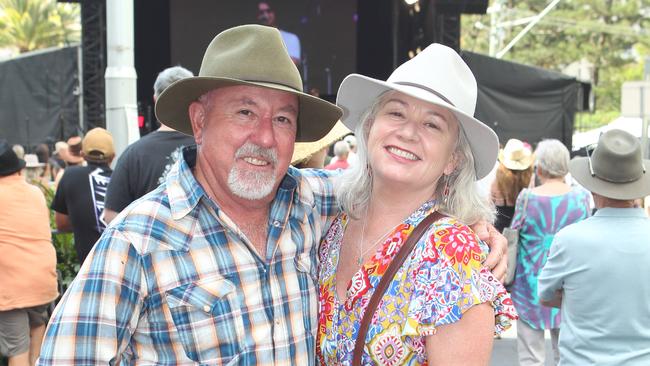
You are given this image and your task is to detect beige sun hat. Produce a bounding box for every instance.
[155,24,342,142]
[569,129,650,200]
[498,138,534,171]
[336,43,499,180]
[24,154,45,168]
[291,121,351,165]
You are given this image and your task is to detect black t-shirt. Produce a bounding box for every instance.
[51,163,112,264]
[104,130,195,213]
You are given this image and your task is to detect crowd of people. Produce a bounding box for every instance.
[1,23,649,366]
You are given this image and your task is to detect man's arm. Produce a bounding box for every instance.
[54,212,73,232]
[539,234,570,309]
[38,229,145,365]
[540,290,563,308]
[103,208,119,225]
[471,221,507,282]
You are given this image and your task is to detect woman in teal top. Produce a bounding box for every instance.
[509,139,591,366]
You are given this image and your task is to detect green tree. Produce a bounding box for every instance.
[461,0,650,130]
[0,0,80,53]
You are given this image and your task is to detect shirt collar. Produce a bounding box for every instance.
[167,146,206,220]
[593,207,647,218]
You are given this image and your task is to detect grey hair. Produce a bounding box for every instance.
[153,66,194,98]
[333,140,350,157]
[534,139,569,178]
[335,91,494,224]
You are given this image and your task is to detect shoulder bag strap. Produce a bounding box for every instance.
[352,211,447,365]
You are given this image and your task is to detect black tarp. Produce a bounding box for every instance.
[462,51,587,148]
[0,46,81,150]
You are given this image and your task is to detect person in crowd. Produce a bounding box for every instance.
[103,66,196,224]
[51,128,114,265]
[257,1,301,66]
[490,138,534,232]
[343,134,359,166]
[12,144,25,159]
[292,121,351,169]
[539,129,650,365]
[0,140,58,366]
[317,43,517,365]
[22,154,46,185]
[37,25,507,365]
[324,140,350,170]
[50,141,67,174]
[53,136,84,187]
[509,139,592,366]
[34,143,55,186]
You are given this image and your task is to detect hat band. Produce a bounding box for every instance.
[587,147,647,183]
[393,82,455,106]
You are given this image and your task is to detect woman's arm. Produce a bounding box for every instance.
[425,302,494,366]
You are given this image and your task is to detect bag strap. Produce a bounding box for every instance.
[352,211,447,365]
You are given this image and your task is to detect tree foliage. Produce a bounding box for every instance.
[0,0,80,54]
[461,0,650,130]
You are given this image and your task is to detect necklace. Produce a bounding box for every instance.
[356,208,395,266]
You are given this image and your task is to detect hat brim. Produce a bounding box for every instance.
[498,150,534,171]
[291,121,351,165]
[155,77,342,143]
[336,74,498,179]
[569,157,650,200]
[0,158,26,176]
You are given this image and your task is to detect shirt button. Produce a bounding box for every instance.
[275,319,281,325]
[203,305,211,313]
[273,220,281,228]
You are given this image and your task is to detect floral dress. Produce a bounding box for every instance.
[317,201,517,365]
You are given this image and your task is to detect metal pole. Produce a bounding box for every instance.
[105,0,139,161]
[642,86,648,159]
[496,0,562,59]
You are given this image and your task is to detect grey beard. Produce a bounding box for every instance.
[227,167,276,200]
[227,143,278,200]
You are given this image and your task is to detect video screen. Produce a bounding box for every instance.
[169,0,357,97]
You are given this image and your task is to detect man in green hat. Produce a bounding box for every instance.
[38,24,507,365]
[539,129,650,365]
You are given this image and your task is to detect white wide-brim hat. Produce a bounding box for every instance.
[336,43,498,180]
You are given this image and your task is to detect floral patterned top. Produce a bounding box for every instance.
[316,201,517,366]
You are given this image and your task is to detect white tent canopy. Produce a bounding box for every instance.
[572,116,647,150]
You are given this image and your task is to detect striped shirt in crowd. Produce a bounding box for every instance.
[38,147,339,365]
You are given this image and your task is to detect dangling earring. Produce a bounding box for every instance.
[441,174,451,206]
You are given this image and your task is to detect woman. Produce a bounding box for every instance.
[317,43,517,365]
[509,139,591,366]
[491,138,534,232]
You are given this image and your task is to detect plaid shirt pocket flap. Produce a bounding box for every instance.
[165,275,243,364]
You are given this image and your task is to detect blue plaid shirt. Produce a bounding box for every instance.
[38,147,339,365]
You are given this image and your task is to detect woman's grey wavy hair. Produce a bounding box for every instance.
[534,139,570,178]
[335,91,495,224]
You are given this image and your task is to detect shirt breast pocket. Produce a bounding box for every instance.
[165,275,244,365]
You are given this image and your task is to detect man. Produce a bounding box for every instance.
[0,140,58,366]
[257,1,301,66]
[539,129,650,365]
[324,140,350,170]
[104,66,196,224]
[51,128,115,264]
[38,25,506,365]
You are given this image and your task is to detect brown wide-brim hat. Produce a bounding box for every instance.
[292,121,351,165]
[155,24,342,142]
[569,129,650,200]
